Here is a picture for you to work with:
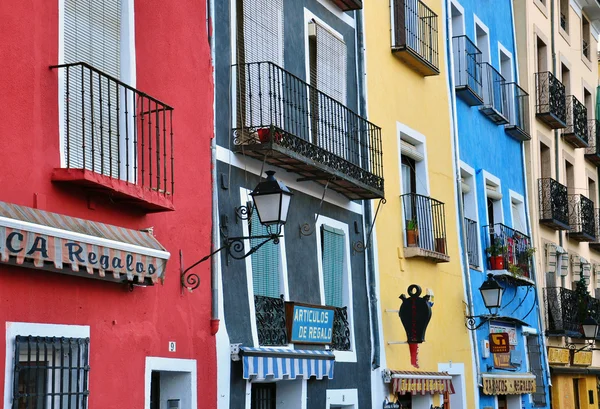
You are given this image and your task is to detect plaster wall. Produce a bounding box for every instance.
[551,374,598,409]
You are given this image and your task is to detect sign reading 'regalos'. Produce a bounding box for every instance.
[285,302,335,344]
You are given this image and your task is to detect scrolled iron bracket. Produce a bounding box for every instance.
[353,198,387,253]
[464,314,494,331]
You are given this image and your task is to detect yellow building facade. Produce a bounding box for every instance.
[364,1,476,408]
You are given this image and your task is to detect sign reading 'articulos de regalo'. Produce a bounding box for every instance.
[482,377,536,395]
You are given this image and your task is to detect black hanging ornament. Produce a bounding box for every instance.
[399,284,432,367]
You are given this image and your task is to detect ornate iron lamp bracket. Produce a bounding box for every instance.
[465,314,494,331]
[353,198,387,253]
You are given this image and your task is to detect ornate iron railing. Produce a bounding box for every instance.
[591,209,600,251]
[401,193,447,255]
[483,223,532,279]
[544,287,582,336]
[503,82,530,140]
[255,295,288,346]
[538,178,569,230]
[452,35,483,99]
[535,71,566,128]
[568,194,596,241]
[585,120,600,164]
[583,39,590,59]
[560,12,567,30]
[392,0,439,72]
[564,95,588,147]
[464,217,480,268]
[232,62,383,197]
[479,63,509,124]
[332,307,351,351]
[51,62,174,197]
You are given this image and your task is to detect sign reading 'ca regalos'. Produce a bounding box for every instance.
[0,226,165,283]
[285,302,335,344]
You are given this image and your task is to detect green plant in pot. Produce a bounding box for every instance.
[406,219,419,247]
[507,263,523,277]
[486,241,507,270]
[516,247,536,277]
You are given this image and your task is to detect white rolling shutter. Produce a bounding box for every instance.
[241,0,284,65]
[310,22,347,104]
[63,0,121,177]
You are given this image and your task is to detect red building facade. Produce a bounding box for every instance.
[0,0,215,408]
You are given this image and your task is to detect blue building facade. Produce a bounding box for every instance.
[446,0,551,408]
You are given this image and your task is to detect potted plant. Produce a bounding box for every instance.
[486,242,507,270]
[516,247,536,277]
[508,263,523,277]
[406,219,419,247]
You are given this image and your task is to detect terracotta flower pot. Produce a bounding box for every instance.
[406,229,418,247]
[435,238,446,254]
[489,256,504,270]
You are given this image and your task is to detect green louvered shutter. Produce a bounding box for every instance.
[250,208,281,297]
[321,225,345,307]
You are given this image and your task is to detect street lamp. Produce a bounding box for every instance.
[466,274,504,330]
[180,171,293,291]
[581,315,599,340]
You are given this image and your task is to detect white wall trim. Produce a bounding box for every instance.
[315,215,357,362]
[4,322,91,409]
[509,190,527,233]
[482,170,505,225]
[144,357,197,409]
[473,14,491,62]
[326,388,358,408]
[315,0,356,27]
[397,121,430,197]
[216,146,363,215]
[449,0,466,38]
[497,42,514,81]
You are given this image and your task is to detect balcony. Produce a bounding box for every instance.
[590,210,600,252]
[544,287,583,337]
[568,194,596,242]
[254,295,351,350]
[391,0,439,76]
[563,95,589,148]
[483,223,534,286]
[585,120,600,165]
[479,63,509,124]
[50,62,175,212]
[538,178,570,230]
[504,82,531,141]
[232,62,384,200]
[464,217,480,268]
[535,71,566,129]
[331,0,362,11]
[401,193,449,263]
[452,35,483,106]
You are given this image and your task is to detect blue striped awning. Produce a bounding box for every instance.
[240,346,335,380]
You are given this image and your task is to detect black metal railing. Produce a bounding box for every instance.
[401,193,447,255]
[392,0,439,71]
[583,39,590,59]
[591,209,600,251]
[464,217,480,268]
[452,35,483,99]
[544,287,582,336]
[479,62,509,123]
[535,71,566,128]
[568,194,596,241]
[51,62,174,197]
[232,61,383,194]
[255,295,288,346]
[483,223,533,279]
[538,178,569,230]
[564,95,588,146]
[560,12,567,30]
[332,307,351,351]
[503,82,530,139]
[585,120,600,163]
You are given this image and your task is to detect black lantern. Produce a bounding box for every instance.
[250,171,293,230]
[479,274,504,313]
[582,315,599,340]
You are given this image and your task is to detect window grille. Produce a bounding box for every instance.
[251,383,276,409]
[12,335,90,409]
[526,335,547,407]
[321,225,345,307]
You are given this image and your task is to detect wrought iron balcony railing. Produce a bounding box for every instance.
[585,120,600,165]
[401,193,449,262]
[568,194,596,242]
[232,62,384,200]
[504,82,531,141]
[50,62,174,207]
[479,63,509,124]
[254,296,351,350]
[452,35,483,106]
[483,223,533,280]
[590,209,600,252]
[464,217,480,268]
[535,71,566,129]
[391,0,439,76]
[538,178,570,230]
[544,286,583,336]
[563,95,589,148]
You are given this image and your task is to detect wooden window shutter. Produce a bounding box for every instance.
[250,208,281,298]
[321,225,345,308]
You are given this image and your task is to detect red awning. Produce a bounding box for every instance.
[390,370,455,396]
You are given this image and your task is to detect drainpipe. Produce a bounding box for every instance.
[355,8,381,370]
[208,0,219,335]
[550,0,563,255]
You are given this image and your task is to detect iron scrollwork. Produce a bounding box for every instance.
[538,178,569,229]
[255,295,288,346]
[331,307,351,351]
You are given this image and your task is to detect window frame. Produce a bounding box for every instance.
[461,162,484,270]
[315,215,356,363]
[482,170,504,228]
[144,357,197,409]
[509,190,527,234]
[473,14,490,63]
[325,388,358,409]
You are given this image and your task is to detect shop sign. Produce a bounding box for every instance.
[547,347,570,365]
[383,400,400,409]
[285,302,334,344]
[482,377,536,395]
[490,333,510,354]
[493,352,513,369]
[395,378,449,395]
[490,323,517,345]
[572,350,593,366]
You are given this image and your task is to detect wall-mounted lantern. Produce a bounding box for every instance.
[465,274,504,330]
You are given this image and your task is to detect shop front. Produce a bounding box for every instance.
[382,370,455,409]
[480,373,537,409]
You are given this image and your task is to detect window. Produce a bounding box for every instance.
[250,207,282,299]
[450,1,465,38]
[236,0,284,65]
[475,19,490,63]
[583,16,591,59]
[588,178,597,206]
[559,0,568,32]
[251,383,276,409]
[561,63,570,95]
[511,194,526,234]
[12,336,90,409]
[144,357,197,409]
[565,160,574,193]
[584,88,593,120]
[536,36,548,72]
[322,225,345,307]
[461,166,480,268]
[540,142,551,179]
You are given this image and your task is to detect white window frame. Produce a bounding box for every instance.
[449,0,466,38]
[144,357,197,409]
[460,162,483,270]
[509,190,527,234]
[473,14,491,63]
[4,322,90,409]
[240,187,290,348]
[244,378,307,409]
[438,363,468,409]
[57,0,137,170]
[325,388,358,409]
[397,121,430,197]
[482,170,504,227]
[315,215,356,363]
[497,43,514,82]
